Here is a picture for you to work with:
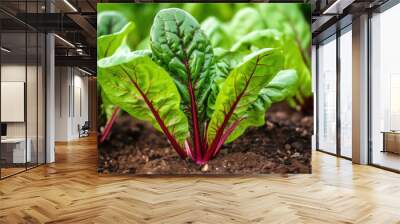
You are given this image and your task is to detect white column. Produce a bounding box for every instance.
[46,32,55,163]
[352,14,369,164]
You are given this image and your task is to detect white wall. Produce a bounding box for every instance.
[1,65,29,138]
[54,67,89,141]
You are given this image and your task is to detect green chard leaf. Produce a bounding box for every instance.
[97,50,189,155]
[150,8,214,153]
[226,69,299,142]
[206,59,230,118]
[231,29,284,52]
[257,4,311,56]
[97,11,129,37]
[282,35,312,98]
[97,22,135,60]
[227,7,265,41]
[206,48,284,153]
[232,29,312,99]
[200,17,232,49]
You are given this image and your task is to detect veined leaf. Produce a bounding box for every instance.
[206,59,230,118]
[232,29,312,98]
[283,35,312,97]
[206,48,284,154]
[150,8,214,118]
[97,11,128,37]
[257,4,311,55]
[97,22,135,60]
[231,29,283,52]
[226,69,299,142]
[150,8,214,155]
[98,50,189,156]
[227,7,265,41]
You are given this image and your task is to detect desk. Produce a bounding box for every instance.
[382,131,400,154]
[1,138,31,163]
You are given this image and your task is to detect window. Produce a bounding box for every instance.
[317,35,337,154]
[370,3,400,171]
[339,26,352,158]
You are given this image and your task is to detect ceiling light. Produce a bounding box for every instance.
[54,34,75,48]
[322,0,354,15]
[78,67,93,76]
[1,47,11,53]
[63,0,78,12]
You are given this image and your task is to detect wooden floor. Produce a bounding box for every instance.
[1,136,400,224]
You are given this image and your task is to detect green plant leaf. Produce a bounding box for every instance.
[257,4,311,55]
[97,22,135,60]
[150,8,214,152]
[227,7,265,41]
[97,11,129,37]
[206,48,284,148]
[97,50,189,149]
[206,59,230,118]
[226,69,299,142]
[232,29,312,98]
[231,29,284,52]
[201,17,232,49]
[282,35,312,97]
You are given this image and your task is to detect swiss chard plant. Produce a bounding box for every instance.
[98,8,299,165]
[201,5,311,108]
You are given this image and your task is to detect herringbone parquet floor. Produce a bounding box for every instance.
[1,136,400,224]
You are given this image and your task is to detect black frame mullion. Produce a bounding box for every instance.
[315,44,319,151]
[367,11,373,166]
[25,0,28,172]
[36,0,39,168]
[336,21,341,157]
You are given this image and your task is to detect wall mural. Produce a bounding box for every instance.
[97,3,313,175]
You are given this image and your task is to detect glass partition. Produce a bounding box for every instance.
[38,32,45,165]
[27,31,38,169]
[0,1,46,179]
[1,30,28,177]
[339,26,352,158]
[317,35,337,154]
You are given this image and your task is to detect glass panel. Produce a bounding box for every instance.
[27,30,38,169]
[38,32,45,165]
[339,27,352,158]
[371,4,400,171]
[1,30,27,177]
[317,35,337,154]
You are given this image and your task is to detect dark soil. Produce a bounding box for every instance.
[98,103,312,175]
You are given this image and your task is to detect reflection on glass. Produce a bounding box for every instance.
[317,36,337,154]
[1,31,27,177]
[340,27,352,158]
[38,33,46,165]
[0,0,47,179]
[371,4,400,171]
[27,31,38,169]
